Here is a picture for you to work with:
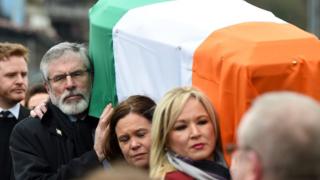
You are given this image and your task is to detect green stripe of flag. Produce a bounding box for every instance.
[88,0,169,117]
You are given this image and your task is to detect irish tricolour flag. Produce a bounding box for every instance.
[89,0,320,162]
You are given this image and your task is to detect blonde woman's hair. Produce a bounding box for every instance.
[150,87,224,179]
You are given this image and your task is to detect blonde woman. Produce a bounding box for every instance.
[150,87,230,180]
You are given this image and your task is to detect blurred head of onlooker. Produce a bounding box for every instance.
[24,83,49,109]
[82,161,150,180]
[231,91,320,180]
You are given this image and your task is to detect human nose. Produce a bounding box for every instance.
[190,124,201,139]
[65,75,75,89]
[130,138,141,150]
[16,74,25,84]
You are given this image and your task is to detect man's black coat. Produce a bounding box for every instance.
[10,102,101,180]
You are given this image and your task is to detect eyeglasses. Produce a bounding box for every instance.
[47,69,90,84]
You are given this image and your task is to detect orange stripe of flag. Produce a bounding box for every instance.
[193,22,320,164]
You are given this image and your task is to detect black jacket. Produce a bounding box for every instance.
[9,102,101,180]
[0,105,29,180]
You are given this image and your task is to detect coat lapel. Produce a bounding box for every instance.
[18,106,30,121]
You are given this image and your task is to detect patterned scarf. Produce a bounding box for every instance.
[166,151,230,180]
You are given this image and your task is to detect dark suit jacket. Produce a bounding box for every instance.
[18,106,30,121]
[10,102,101,180]
[0,105,29,180]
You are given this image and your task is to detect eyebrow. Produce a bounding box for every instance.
[136,128,148,132]
[117,134,129,140]
[175,119,187,122]
[176,114,209,121]
[51,69,82,75]
[117,128,149,136]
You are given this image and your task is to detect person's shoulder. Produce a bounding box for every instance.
[87,115,99,127]
[19,105,30,112]
[14,116,43,132]
[165,171,194,180]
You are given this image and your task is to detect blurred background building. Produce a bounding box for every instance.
[247,0,320,37]
[0,0,319,85]
[0,0,95,84]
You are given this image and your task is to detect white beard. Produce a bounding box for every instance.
[58,97,88,115]
[50,88,90,115]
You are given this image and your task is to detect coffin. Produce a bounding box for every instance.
[89,0,320,162]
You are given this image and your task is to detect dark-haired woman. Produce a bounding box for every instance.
[105,95,155,169]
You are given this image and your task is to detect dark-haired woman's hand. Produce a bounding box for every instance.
[30,102,48,119]
[94,103,114,162]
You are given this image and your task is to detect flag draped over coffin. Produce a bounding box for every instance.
[89,0,320,163]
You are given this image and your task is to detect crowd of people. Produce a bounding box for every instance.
[1,41,320,180]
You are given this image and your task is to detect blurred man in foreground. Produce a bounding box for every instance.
[231,91,320,180]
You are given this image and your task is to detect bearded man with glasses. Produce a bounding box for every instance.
[9,42,112,180]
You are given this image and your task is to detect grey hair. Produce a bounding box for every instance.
[238,91,320,180]
[40,42,91,81]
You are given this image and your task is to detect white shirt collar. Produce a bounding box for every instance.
[0,103,20,119]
